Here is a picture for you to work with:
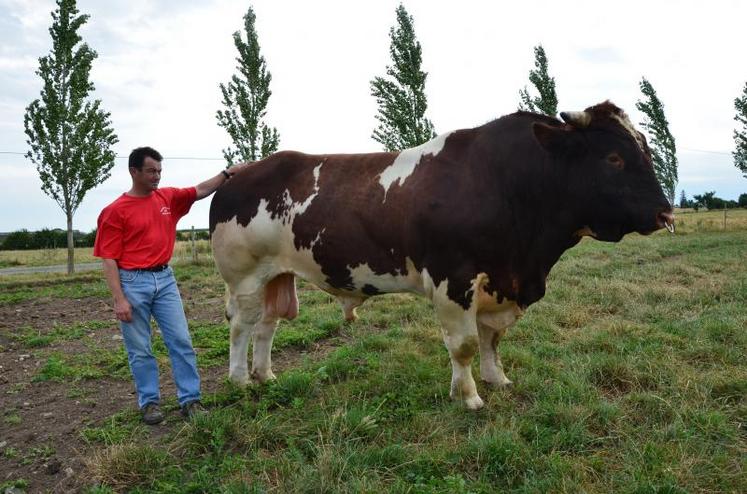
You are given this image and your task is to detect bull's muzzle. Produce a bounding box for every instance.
[657,211,675,233]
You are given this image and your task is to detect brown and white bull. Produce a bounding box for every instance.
[209,101,674,410]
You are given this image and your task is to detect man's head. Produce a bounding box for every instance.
[128,146,163,192]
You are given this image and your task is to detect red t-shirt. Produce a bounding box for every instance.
[94,187,197,269]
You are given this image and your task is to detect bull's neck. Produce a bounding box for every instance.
[500,174,582,308]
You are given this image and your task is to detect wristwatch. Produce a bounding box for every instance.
[221,170,231,180]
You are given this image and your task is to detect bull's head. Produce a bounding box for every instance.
[533,101,674,242]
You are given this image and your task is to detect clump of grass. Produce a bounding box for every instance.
[3,412,21,425]
[33,353,105,382]
[82,412,147,446]
[85,443,176,492]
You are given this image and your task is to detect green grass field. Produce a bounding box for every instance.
[1,223,745,493]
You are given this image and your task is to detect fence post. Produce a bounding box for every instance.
[723,207,727,230]
[191,226,197,264]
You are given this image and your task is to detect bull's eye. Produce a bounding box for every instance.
[606,153,624,169]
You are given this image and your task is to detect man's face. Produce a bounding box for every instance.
[131,156,162,191]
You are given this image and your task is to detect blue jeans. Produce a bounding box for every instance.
[118,267,201,409]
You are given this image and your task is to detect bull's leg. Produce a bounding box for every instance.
[433,296,483,410]
[250,314,278,383]
[477,319,511,387]
[477,307,521,386]
[250,274,299,383]
[338,295,364,321]
[227,284,263,385]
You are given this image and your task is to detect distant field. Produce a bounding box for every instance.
[674,207,747,233]
[1,227,745,492]
[0,240,212,269]
[1,209,745,270]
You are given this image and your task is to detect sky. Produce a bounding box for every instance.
[1,0,745,233]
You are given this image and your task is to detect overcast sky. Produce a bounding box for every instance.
[1,0,745,232]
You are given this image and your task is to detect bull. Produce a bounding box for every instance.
[209,101,674,409]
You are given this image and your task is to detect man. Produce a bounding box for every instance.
[94,146,248,425]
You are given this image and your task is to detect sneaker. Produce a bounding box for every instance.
[142,403,164,425]
[181,400,207,420]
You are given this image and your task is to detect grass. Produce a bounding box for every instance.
[0,271,109,305]
[11,321,112,348]
[673,207,747,233]
[3,228,746,492]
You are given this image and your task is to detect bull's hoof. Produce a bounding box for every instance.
[250,369,277,384]
[482,377,513,388]
[228,372,250,386]
[450,388,485,411]
[464,395,485,411]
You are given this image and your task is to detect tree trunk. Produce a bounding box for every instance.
[67,212,75,275]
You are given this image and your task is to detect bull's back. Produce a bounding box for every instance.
[209,150,402,289]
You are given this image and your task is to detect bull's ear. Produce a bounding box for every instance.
[532,123,580,155]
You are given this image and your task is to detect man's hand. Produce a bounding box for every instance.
[225,161,251,177]
[114,297,132,322]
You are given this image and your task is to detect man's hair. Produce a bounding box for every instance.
[128,146,163,170]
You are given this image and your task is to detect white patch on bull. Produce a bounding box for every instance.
[378,132,452,199]
[347,258,424,295]
[211,200,328,292]
[609,111,647,154]
[292,162,323,215]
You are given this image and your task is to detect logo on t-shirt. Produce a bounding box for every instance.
[160,206,171,215]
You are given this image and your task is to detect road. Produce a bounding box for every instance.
[0,262,101,276]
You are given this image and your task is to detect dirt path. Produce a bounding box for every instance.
[0,292,348,493]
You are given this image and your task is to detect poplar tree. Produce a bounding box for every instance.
[216,6,279,164]
[636,77,678,206]
[24,0,118,275]
[371,4,436,152]
[518,44,558,117]
[733,82,747,178]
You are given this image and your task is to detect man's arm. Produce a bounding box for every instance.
[195,162,251,200]
[102,258,132,322]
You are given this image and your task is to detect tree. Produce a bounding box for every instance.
[1,230,33,250]
[24,0,118,274]
[216,6,279,164]
[734,82,747,178]
[693,192,737,210]
[738,193,747,208]
[370,4,436,152]
[636,78,677,206]
[679,190,689,209]
[518,45,558,117]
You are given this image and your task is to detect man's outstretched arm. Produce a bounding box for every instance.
[195,162,250,200]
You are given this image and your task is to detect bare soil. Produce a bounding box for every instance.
[0,292,344,493]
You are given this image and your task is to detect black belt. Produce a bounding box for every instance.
[140,265,169,272]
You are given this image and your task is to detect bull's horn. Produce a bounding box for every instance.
[560,111,591,128]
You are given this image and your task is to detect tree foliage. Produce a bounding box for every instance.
[636,78,677,206]
[679,190,688,208]
[216,6,279,164]
[518,45,558,117]
[370,4,436,152]
[733,82,747,178]
[1,228,96,250]
[23,0,118,274]
[692,191,739,210]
